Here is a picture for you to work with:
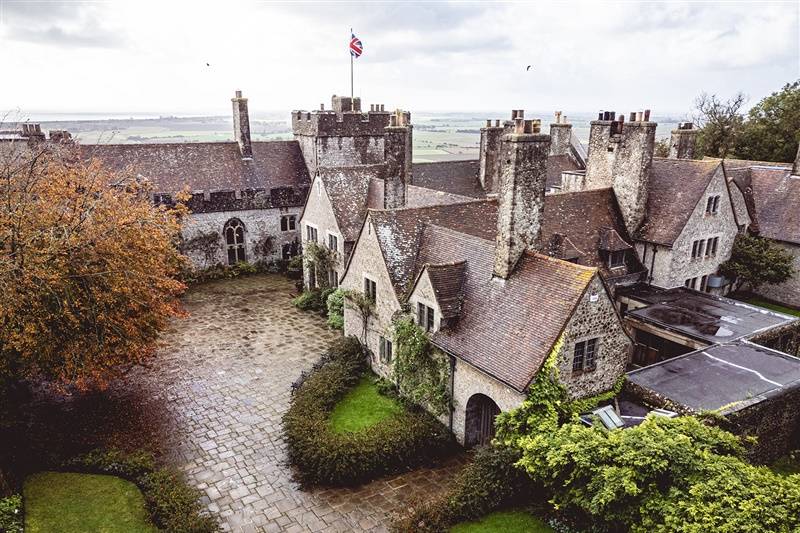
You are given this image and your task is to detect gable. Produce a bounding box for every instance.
[299,174,343,239]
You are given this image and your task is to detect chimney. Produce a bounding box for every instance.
[479,117,505,192]
[231,90,252,159]
[493,117,551,279]
[793,144,800,176]
[669,122,698,160]
[584,111,617,189]
[383,110,412,209]
[549,111,572,157]
[612,111,657,234]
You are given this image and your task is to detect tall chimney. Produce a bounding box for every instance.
[791,144,800,176]
[493,118,551,279]
[479,119,504,193]
[384,110,412,209]
[584,113,617,189]
[549,111,572,157]
[231,90,252,159]
[668,122,698,159]
[612,113,656,234]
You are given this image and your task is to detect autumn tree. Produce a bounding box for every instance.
[0,139,186,389]
[692,91,747,158]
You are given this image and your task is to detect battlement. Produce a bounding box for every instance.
[292,108,391,137]
[157,186,309,213]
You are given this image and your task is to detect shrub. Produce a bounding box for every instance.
[326,289,344,329]
[291,289,326,312]
[0,494,23,533]
[63,448,220,533]
[180,261,263,285]
[283,337,454,486]
[392,445,537,533]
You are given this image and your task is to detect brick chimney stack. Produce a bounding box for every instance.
[493,116,551,279]
[669,122,698,159]
[549,111,572,157]
[383,109,412,209]
[231,90,253,159]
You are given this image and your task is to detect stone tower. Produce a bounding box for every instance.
[613,111,656,235]
[669,122,698,159]
[292,95,390,175]
[231,90,252,159]
[493,116,551,279]
[384,110,412,209]
[549,111,572,156]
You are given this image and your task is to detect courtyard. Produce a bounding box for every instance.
[2,275,465,532]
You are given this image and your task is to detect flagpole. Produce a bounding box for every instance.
[350,28,354,100]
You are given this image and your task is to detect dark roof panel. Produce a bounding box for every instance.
[411,160,485,198]
[318,165,386,242]
[425,261,467,320]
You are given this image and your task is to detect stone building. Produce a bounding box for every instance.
[339,118,632,445]
[82,91,310,269]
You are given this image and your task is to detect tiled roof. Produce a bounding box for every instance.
[411,160,485,198]
[317,165,386,242]
[637,158,722,245]
[406,184,477,208]
[367,200,498,295]
[748,167,800,244]
[547,154,581,190]
[81,141,310,198]
[416,226,595,391]
[424,261,467,320]
[542,188,635,269]
[725,166,759,233]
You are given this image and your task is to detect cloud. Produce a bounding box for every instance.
[0,0,125,48]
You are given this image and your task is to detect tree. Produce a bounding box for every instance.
[653,137,671,158]
[0,140,186,389]
[735,80,800,163]
[720,234,795,292]
[692,91,747,158]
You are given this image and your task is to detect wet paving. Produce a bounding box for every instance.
[1,275,466,532]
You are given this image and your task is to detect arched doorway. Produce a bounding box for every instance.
[224,218,246,265]
[464,393,500,448]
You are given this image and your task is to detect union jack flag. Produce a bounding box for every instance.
[349,32,363,58]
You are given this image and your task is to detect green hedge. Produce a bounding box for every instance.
[63,448,220,533]
[282,337,455,486]
[0,494,23,533]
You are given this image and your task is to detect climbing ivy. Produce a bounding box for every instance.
[391,317,450,416]
[303,241,336,288]
[343,289,374,347]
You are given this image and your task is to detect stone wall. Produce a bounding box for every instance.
[755,242,800,308]
[299,175,347,287]
[181,208,301,269]
[450,358,526,445]
[643,166,739,291]
[340,216,403,378]
[556,275,632,398]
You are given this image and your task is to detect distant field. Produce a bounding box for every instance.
[28,111,681,163]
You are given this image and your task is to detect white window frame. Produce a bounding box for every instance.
[305,222,318,243]
[363,274,377,304]
[415,298,437,333]
[326,230,340,253]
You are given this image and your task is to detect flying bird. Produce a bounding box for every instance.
[206,62,211,67]
[526,65,532,71]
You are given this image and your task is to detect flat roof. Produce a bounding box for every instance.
[627,342,800,412]
[621,285,797,344]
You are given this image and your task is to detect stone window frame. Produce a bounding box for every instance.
[223,218,247,265]
[416,301,436,332]
[379,335,393,364]
[571,336,600,374]
[305,222,319,243]
[608,249,626,269]
[326,230,340,253]
[363,274,377,304]
[705,236,719,257]
[705,195,721,215]
[691,238,707,260]
[280,214,297,232]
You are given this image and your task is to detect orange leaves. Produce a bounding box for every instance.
[0,142,186,389]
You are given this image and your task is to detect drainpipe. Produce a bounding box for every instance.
[448,354,456,432]
[648,244,657,285]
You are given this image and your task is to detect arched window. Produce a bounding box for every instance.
[224,218,246,265]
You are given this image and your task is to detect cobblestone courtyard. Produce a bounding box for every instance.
[3,275,465,532]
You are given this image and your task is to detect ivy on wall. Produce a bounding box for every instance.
[303,241,337,288]
[391,317,450,416]
[179,231,221,265]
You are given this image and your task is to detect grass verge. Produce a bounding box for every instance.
[329,375,403,433]
[24,471,157,533]
[450,510,554,533]
[738,296,800,317]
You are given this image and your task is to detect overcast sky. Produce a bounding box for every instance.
[0,1,798,117]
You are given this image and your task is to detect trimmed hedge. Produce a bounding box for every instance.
[391,445,538,533]
[63,448,220,533]
[0,494,23,533]
[283,337,455,486]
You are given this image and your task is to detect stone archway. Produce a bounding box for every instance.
[464,393,500,448]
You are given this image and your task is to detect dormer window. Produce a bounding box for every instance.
[608,250,625,269]
[417,303,435,332]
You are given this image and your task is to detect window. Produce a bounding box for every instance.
[308,268,316,288]
[706,237,719,257]
[329,270,339,288]
[364,277,377,303]
[281,215,296,232]
[700,274,709,292]
[379,336,393,364]
[328,233,338,252]
[417,303,435,332]
[306,225,318,243]
[685,277,698,289]
[572,338,598,373]
[608,250,625,268]
[691,239,706,259]
[224,218,246,265]
[706,195,721,214]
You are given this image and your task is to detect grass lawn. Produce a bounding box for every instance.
[450,510,555,533]
[738,296,800,317]
[770,454,800,476]
[24,472,157,533]
[329,375,403,433]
